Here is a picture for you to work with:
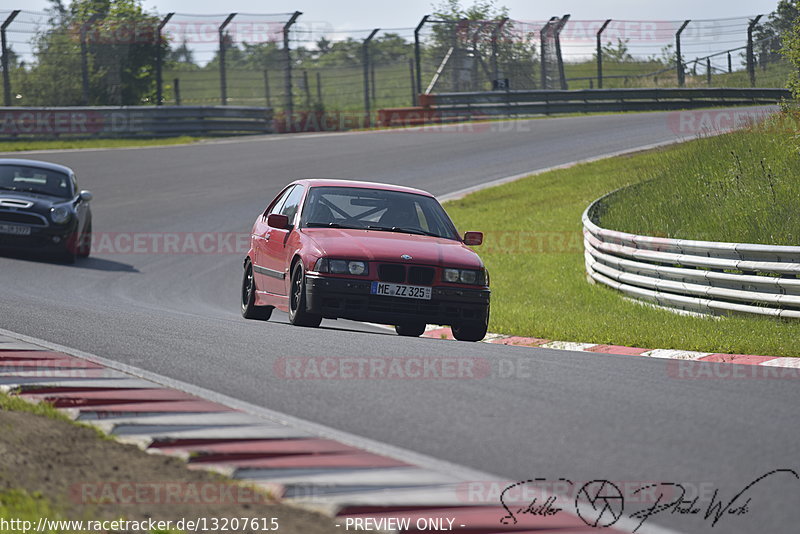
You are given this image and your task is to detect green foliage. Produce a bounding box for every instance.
[444,122,800,356]
[600,119,800,245]
[780,5,800,98]
[754,0,800,64]
[18,0,164,106]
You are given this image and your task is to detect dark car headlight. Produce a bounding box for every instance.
[50,205,72,224]
[443,268,486,285]
[315,258,369,276]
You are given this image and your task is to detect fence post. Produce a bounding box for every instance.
[283,11,302,125]
[491,18,508,84]
[540,17,557,90]
[218,13,236,106]
[728,52,732,73]
[155,13,173,106]
[554,15,570,90]
[676,20,691,87]
[302,69,311,108]
[79,14,101,106]
[409,58,415,106]
[596,19,611,89]
[363,28,379,127]
[264,69,271,107]
[316,71,322,107]
[747,15,763,88]
[706,57,712,86]
[173,78,181,105]
[1,10,20,107]
[414,15,429,104]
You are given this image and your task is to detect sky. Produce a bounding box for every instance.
[19,0,781,30]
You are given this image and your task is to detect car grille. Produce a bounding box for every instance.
[0,211,47,227]
[408,266,435,285]
[378,263,407,283]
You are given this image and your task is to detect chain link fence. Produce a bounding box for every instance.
[0,9,792,115]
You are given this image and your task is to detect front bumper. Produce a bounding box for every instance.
[0,224,76,252]
[305,274,490,326]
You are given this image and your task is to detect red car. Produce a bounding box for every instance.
[241,179,490,342]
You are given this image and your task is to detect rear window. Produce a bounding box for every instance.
[0,165,72,198]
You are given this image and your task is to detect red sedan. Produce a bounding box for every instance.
[241,179,490,342]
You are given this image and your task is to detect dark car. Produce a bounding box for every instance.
[242,179,490,341]
[0,159,93,263]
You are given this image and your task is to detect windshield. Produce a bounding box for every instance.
[0,165,73,199]
[301,186,460,240]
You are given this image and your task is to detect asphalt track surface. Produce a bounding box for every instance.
[2,109,798,533]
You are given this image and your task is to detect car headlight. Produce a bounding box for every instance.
[314,258,369,276]
[50,206,72,224]
[443,268,486,285]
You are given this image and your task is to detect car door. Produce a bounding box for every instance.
[261,184,305,296]
[253,186,294,291]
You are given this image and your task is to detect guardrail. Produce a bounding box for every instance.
[582,193,800,319]
[424,88,791,116]
[0,106,274,138]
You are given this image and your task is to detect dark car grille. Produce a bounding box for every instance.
[408,266,435,285]
[0,211,47,226]
[378,264,407,283]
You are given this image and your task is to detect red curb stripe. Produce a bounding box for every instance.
[77,400,235,414]
[489,336,550,347]
[22,388,197,407]
[587,345,651,356]
[1,359,104,369]
[698,354,778,365]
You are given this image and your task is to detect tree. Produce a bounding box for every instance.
[427,0,538,91]
[19,0,164,105]
[780,6,800,98]
[754,0,800,65]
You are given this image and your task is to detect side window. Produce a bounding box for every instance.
[266,186,295,217]
[279,185,305,224]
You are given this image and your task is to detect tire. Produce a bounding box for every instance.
[395,323,426,337]
[288,262,322,327]
[77,220,91,258]
[241,261,273,320]
[452,308,489,342]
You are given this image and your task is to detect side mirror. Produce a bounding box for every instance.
[463,231,483,246]
[79,190,93,202]
[267,213,290,229]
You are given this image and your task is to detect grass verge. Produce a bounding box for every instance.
[0,391,338,533]
[444,121,800,357]
[0,137,202,153]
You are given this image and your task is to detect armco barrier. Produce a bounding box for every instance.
[426,88,790,116]
[0,106,273,138]
[582,193,800,319]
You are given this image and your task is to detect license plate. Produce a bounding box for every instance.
[0,224,31,236]
[371,282,432,300]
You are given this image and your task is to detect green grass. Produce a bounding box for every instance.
[0,136,202,153]
[444,120,800,357]
[0,391,70,420]
[600,119,800,244]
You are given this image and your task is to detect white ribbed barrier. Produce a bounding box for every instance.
[582,195,800,319]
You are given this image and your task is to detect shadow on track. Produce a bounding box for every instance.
[0,250,139,273]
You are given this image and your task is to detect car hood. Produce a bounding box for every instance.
[0,191,67,214]
[302,228,483,268]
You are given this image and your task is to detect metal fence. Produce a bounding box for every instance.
[0,106,273,137]
[0,9,792,114]
[583,194,800,319]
